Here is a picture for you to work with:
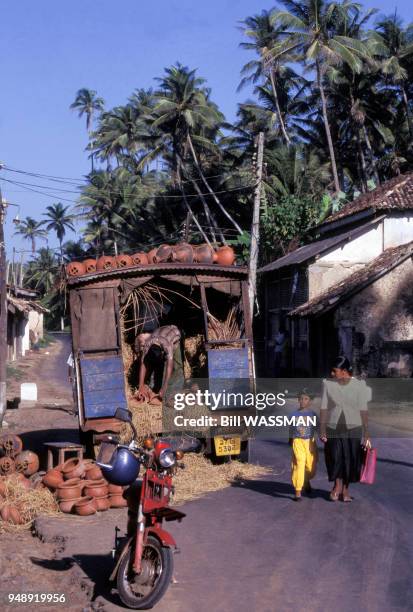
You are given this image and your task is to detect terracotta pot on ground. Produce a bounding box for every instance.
[15,451,40,476]
[0,478,7,497]
[83,259,97,274]
[62,458,85,480]
[215,245,236,266]
[42,469,64,489]
[0,457,15,476]
[83,480,108,498]
[131,252,149,266]
[84,463,103,481]
[154,244,173,263]
[66,261,86,277]
[59,497,81,514]
[75,496,97,516]
[172,243,194,263]
[194,244,214,264]
[108,483,124,495]
[96,256,115,272]
[147,248,158,264]
[16,473,31,490]
[109,493,127,508]
[1,503,23,524]
[93,496,110,512]
[57,479,83,500]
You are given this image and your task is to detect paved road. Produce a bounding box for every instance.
[17,337,413,611]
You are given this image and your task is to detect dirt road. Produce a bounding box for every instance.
[2,336,412,612]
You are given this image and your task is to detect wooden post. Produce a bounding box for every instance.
[248,132,265,320]
[0,191,7,426]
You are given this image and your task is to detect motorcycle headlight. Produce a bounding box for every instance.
[158,448,176,468]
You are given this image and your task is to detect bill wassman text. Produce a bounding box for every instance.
[174,415,317,428]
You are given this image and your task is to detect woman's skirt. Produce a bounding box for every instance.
[324,423,363,483]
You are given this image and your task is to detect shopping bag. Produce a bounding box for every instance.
[360,447,377,485]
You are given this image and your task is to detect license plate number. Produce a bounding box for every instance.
[214,436,241,456]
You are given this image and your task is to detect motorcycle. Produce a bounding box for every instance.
[97,408,199,609]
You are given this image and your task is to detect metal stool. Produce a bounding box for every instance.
[44,442,84,471]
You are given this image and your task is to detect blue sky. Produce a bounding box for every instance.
[1,0,411,256]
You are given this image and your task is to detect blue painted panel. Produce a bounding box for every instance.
[207,348,251,410]
[208,348,250,379]
[80,356,128,418]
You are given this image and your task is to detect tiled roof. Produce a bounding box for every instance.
[289,241,413,317]
[323,172,413,225]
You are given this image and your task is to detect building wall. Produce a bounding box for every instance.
[28,310,44,343]
[383,213,413,248]
[333,257,413,377]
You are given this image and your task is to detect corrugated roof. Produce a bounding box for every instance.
[289,240,413,317]
[322,172,413,225]
[258,217,383,274]
[67,262,248,287]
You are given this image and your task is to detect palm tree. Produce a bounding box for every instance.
[373,14,413,142]
[271,0,372,193]
[71,88,105,170]
[239,10,302,144]
[25,248,59,293]
[14,217,47,253]
[42,203,75,260]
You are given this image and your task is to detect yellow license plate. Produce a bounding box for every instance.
[214,436,241,456]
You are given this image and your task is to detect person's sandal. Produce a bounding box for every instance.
[341,495,353,503]
[329,491,340,502]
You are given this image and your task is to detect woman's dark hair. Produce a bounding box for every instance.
[145,344,164,364]
[332,355,353,373]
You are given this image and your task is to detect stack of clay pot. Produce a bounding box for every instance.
[42,457,123,515]
[0,435,41,511]
[65,242,236,277]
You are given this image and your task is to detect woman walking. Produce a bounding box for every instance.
[319,356,371,502]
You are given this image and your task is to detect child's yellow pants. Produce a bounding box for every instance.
[291,438,318,492]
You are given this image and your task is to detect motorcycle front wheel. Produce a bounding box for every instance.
[116,535,174,609]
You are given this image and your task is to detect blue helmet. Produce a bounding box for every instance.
[98,447,140,486]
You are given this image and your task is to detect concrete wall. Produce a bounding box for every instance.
[383,213,413,248]
[334,257,413,377]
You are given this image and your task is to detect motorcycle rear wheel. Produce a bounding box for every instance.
[116,535,173,609]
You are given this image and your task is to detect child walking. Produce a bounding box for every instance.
[290,389,318,502]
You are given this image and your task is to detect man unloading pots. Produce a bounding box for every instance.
[135,325,181,404]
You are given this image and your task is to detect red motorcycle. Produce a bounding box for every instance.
[98,408,198,609]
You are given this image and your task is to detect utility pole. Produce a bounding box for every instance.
[248,131,265,319]
[0,185,7,427]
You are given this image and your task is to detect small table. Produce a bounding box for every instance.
[44,442,84,471]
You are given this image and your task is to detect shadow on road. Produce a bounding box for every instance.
[232,479,330,501]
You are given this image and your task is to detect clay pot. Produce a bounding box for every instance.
[215,245,236,266]
[59,497,81,514]
[0,457,15,476]
[75,496,97,516]
[0,478,6,497]
[62,458,85,480]
[0,434,23,458]
[15,473,31,490]
[83,480,108,498]
[42,468,64,490]
[131,252,149,266]
[30,473,45,490]
[147,248,157,264]
[108,483,124,495]
[172,243,194,263]
[84,463,103,481]
[57,479,83,500]
[116,254,133,268]
[93,495,110,512]
[109,493,127,508]
[1,503,23,524]
[194,244,214,264]
[66,261,86,277]
[96,255,115,272]
[15,451,40,476]
[83,259,97,274]
[154,244,173,263]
